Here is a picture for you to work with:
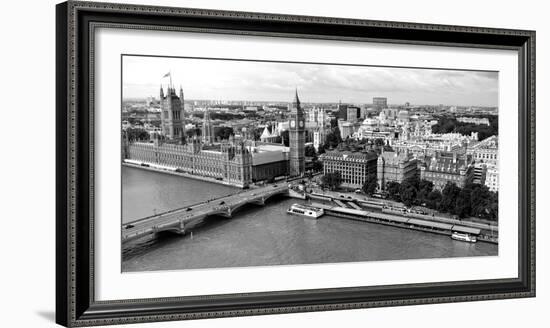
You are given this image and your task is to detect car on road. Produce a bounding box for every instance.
[186,207,193,212]
[219,201,225,205]
[124,224,134,229]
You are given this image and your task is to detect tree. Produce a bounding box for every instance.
[280,130,289,147]
[215,126,234,141]
[321,171,342,191]
[386,181,401,201]
[431,115,498,141]
[324,127,343,149]
[425,190,442,209]
[312,160,323,172]
[467,182,498,221]
[126,128,149,141]
[397,175,420,206]
[417,179,434,204]
[305,144,317,158]
[185,127,201,138]
[362,173,378,195]
[374,138,385,147]
[454,188,472,218]
[439,182,461,213]
[399,182,417,207]
[252,127,264,141]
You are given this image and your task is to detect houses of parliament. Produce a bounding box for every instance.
[122,86,306,188]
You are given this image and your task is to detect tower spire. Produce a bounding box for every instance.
[294,88,300,105]
[169,70,173,89]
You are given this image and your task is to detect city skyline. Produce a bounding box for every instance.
[122,57,499,272]
[122,56,499,107]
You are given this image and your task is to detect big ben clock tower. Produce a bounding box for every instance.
[289,89,305,177]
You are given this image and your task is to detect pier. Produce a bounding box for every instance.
[311,202,498,244]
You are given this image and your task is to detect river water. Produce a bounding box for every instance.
[122,166,498,272]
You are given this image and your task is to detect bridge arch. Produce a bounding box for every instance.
[262,190,289,203]
[204,208,232,219]
[229,201,261,216]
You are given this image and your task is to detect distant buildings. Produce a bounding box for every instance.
[338,120,358,139]
[360,107,369,119]
[307,107,328,124]
[373,97,388,110]
[335,103,360,122]
[396,110,410,125]
[320,151,378,189]
[306,107,330,151]
[355,118,395,142]
[467,135,498,166]
[457,116,490,126]
[346,106,361,123]
[313,130,323,151]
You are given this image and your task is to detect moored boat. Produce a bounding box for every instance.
[287,204,324,219]
[451,231,477,243]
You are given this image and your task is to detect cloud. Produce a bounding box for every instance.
[123,56,498,106]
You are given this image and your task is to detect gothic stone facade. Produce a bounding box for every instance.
[125,138,252,187]
[160,86,185,140]
[289,90,305,177]
[124,138,290,188]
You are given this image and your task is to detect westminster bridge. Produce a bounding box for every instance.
[122,183,301,245]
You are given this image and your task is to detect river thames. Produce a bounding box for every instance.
[122,166,498,272]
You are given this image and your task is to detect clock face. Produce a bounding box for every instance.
[290,120,296,128]
[299,120,304,128]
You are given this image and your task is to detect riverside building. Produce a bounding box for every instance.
[419,151,474,190]
[122,90,305,187]
[377,150,418,190]
[320,151,378,189]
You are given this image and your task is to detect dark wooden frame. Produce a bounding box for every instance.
[56,1,536,326]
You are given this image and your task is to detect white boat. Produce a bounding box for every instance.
[451,231,477,243]
[287,204,324,219]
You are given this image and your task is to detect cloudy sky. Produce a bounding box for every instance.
[122,55,498,107]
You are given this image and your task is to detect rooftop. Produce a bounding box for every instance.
[321,150,378,161]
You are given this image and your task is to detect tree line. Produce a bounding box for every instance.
[382,176,498,221]
[321,170,499,221]
[431,115,498,141]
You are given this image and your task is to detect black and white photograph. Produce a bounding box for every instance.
[2,0,543,326]
[121,55,500,272]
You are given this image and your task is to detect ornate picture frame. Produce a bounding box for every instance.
[56,1,535,326]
